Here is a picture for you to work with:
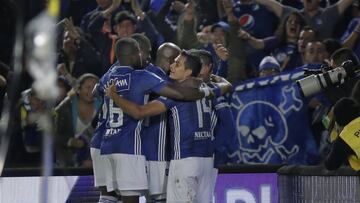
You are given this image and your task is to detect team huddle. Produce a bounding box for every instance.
[90,36,237,203]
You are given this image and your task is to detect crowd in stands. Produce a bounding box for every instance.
[0,0,360,170]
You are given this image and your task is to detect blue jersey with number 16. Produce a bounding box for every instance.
[90,63,118,149]
[100,65,167,155]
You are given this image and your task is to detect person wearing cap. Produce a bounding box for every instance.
[84,0,161,70]
[258,56,280,77]
[177,0,247,83]
[324,97,360,171]
[218,0,279,72]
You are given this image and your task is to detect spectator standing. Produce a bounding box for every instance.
[238,11,306,71]
[54,73,101,167]
[255,0,354,39]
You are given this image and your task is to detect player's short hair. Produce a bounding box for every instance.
[131,33,151,53]
[115,37,140,66]
[181,50,202,77]
[188,49,213,68]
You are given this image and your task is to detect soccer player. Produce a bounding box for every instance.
[131,33,182,201]
[90,62,120,203]
[143,42,181,202]
[98,38,222,203]
[191,49,240,201]
[105,50,232,202]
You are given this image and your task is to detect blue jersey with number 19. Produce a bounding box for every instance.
[158,95,214,160]
[100,65,167,155]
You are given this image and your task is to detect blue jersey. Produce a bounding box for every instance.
[211,95,240,167]
[342,18,360,59]
[100,65,167,155]
[158,95,214,159]
[142,63,171,161]
[232,2,279,69]
[90,63,119,149]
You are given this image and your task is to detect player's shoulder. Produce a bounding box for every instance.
[111,65,135,74]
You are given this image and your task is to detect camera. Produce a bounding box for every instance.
[297,60,360,98]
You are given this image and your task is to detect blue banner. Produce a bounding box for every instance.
[229,70,319,164]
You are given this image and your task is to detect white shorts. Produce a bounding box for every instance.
[146,161,169,196]
[90,148,107,187]
[166,157,214,203]
[103,153,148,194]
[210,168,218,203]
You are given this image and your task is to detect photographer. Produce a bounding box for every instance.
[324,48,360,105]
[324,97,360,171]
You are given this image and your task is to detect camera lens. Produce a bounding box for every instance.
[296,75,323,97]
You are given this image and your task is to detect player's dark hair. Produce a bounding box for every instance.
[188,49,213,71]
[181,50,202,77]
[131,33,151,54]
[115,37,141,67]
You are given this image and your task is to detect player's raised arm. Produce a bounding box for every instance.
[106,81,167,119]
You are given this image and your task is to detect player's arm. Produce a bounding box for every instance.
[158,82,208,101]
[106,82,167,119]
[210,74,233,95]
[158,78,232,101]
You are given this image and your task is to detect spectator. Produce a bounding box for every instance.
[218,0,279,71]
[54,73,101,167]
[85,0,160,69]
[80,0,121,70]
[303,40,328,65]
[341,17,360,59]
[238,11,306,71]
[258,56,280,77]
[57,18,103,81]
[61,0,97,26]
[255,0,354,39]
[80,0,114,32]
[297,26,317,66]
[178,0,246,82]
[56,76,72,106]
[18,88,45,166]
[146,0,184,43]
